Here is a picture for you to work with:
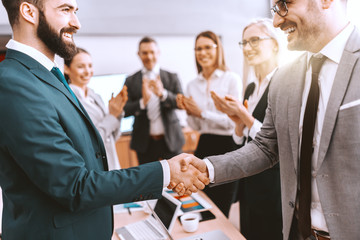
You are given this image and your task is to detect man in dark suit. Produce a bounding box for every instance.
[124,37,185,164]
[0,0,208,239]
[178,0,360,239]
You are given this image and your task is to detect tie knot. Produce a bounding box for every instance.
[310,55,326,75]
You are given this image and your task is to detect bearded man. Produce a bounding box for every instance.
[0,0,209,239]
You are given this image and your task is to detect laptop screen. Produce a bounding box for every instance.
[153,196,178,230]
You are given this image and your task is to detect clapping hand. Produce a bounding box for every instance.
[109,86,128,118]
[148,75,164,98]
[181,96,202,118]
[176,94,186,109]
[142,77,152,106]
[167,153,209,196]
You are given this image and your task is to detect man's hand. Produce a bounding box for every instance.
[142,77,152,106]
[167,153,209,196]
[109,86,128,118]
[176,93,186,109]
[149,75,164,97]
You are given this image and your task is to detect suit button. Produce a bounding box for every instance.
[289,201,295,208]
[95,152,101,158]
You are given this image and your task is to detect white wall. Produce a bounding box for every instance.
[74,35,197,90]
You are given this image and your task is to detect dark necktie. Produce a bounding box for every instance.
[298,55,326,238]
[51,67,79,104]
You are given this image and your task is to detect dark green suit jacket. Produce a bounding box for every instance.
[0,49,163,239]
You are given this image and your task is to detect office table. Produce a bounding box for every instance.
[112,191,245,240]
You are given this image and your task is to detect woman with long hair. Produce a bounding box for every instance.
[212,18,284,239]
[177,31,242,217]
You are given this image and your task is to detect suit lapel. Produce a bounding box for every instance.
[7,49,97,129]
[317,29,360,169]
[159,69,168,88]
[287,54,308,169]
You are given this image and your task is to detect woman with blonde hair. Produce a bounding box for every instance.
[212,18,284,239]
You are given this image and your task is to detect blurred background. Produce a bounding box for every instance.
[1,0,359,89]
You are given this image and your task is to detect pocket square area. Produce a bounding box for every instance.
[340,99,360,110]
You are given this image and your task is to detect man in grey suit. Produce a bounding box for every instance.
[124,37,185,165]
[176,0,360,239]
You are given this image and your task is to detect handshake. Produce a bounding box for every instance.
[167,153,210,196]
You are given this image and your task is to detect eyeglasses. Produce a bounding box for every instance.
[270,0,288,17]
[238,37,272,49]
[195,44,217,52]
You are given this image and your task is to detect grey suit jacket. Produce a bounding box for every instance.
[124,70,184,153]
[208,28,360,240]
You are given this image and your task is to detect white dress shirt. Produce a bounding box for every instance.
[5,39,171,188]
[300,23,354,231]
[186,69,243,136]
[139,64,167,136]
[233,69,276,144]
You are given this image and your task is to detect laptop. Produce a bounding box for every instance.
[179,229,230,240]
[116,191,181,240]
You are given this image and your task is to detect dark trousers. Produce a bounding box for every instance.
[136,137,180,165]
[238,163,283,240]
[194,134,238,218]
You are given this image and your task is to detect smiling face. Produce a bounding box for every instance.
[37,0,80,59]
[272,0,324,52]
[138,42,160,71]
[65,52,93,88]
[195,36,218,70]
[242,24,278,67]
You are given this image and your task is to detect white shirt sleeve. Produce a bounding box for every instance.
[203,158,215,183]
[160,160,170,188]
[232,131,245,145]
[248,119,263,140]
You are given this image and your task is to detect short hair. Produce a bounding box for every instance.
[1,0,43,27]
[195,31,227,73]
[64,47,90,81]
[138,36,157,50]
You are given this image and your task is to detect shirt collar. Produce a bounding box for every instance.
[141,64,160,75]
[69,84,87,99]
[198,69,224,81]
[253,67,277,88]
[6,39,57,71]
[307,23,354,66]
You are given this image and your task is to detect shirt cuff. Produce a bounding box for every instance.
[160,160,170,188]
[203,158,215,183]
[160,89,168,101]
[248,119,262,140]
[232,131,245,145]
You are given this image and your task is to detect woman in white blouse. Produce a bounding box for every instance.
[177,31,242,217]
[64,48,127,170]
[212,18,283,239]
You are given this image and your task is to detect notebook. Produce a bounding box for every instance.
[116,191,181,240]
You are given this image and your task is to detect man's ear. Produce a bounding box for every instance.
[321,0,334,9]
[19,2,38,25]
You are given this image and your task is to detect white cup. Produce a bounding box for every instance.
[180,213,200,233]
